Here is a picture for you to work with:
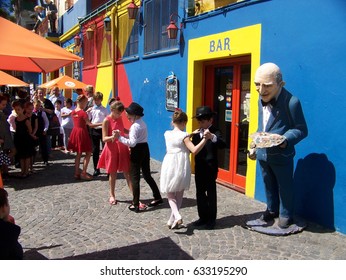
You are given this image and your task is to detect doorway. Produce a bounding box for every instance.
[204,57,251,191]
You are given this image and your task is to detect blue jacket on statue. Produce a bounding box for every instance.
[256,87,308,164]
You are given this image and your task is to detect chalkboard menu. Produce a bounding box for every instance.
[165,73,179,111]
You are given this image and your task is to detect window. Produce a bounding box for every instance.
[144,0,178,54]
[118,13,139,59]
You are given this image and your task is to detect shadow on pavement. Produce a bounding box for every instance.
[60,237,193,260]
[23,244,62,260]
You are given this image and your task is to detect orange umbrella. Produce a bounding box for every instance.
[38,75,87,89]
[0,17,82,73]
[0,70,29,87]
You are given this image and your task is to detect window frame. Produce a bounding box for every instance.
[143,0,179,56]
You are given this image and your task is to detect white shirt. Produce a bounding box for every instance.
[118,118,147,148]
[262,105,272,131]
[54,109,64,134]
[88,105,109,129]
[40,110,49,132]
[33,110,49,132]
[7,112,16,132]
[60,107,73,128]
[49,94,64,106]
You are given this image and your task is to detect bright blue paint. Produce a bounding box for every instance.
[120,0,346,233]
[59,0,346,233]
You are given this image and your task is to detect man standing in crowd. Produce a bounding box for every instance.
[49,86,64,106]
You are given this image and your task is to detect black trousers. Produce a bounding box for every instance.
[130,143,162,207]
[91,129,103,170]
[51,133,63,148]
[38,134,49,162]
[195,163,218,223]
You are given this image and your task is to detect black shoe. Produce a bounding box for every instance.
[278,217,293,229]
[93,169,100,177]
[193,219,207,227]
[260,209,279,222]
[148,198,163,207]
[205,221,216,230]
[128,204,139,213]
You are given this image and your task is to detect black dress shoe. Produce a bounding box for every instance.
[205,221,216,230]
[193,219,207,227]
[93,169,100,177]
[128,204,140,213]
[148,199,163,207]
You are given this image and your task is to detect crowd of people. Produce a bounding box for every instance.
[0,62,308,259]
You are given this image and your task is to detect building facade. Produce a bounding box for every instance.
[54,0,346,234]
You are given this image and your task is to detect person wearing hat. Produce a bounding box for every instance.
[191,106,226,230]
[115,102,163,213]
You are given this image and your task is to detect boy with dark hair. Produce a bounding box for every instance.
[0,188,23,259]
[191,106,226,229]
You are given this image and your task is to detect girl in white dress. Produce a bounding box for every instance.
[160,109,212,229]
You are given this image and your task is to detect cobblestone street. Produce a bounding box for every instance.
[3,151,346,260]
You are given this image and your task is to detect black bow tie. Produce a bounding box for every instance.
[261,98,276,107]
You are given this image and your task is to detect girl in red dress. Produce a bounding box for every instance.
[97,100,132,205]
[67,95,93,180]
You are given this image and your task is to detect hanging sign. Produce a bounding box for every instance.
[73,61,80,80]
[165,72,179,111]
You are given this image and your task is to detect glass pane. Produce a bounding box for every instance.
[214,66,233,171]
[236,64,251,176]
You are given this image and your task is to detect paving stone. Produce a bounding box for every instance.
[3,150,346,260]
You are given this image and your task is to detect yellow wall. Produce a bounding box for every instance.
[95,65,113,107]
[186,24,261,198]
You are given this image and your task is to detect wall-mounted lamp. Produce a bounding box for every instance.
[104,17,111,32]
[167,14,181,40]
[127,0,140,20]
[86,23,96,40]
[74,34,81,46]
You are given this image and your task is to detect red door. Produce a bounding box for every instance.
[204,57,251,191]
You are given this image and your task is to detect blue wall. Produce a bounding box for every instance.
[123,52,187,161]
[61,1,88,32]
[58,0,345,233]
[183,0,346,232]
[119,0,346,233]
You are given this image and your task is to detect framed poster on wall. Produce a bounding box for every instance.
[165,72,179,111]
